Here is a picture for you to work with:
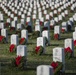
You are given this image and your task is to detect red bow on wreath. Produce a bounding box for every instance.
[0,36,4,42]
[54,33,59,40]
[35,46,40,54]
[74,40,76,46]
[61,29,65,33]
[51,62,58,70]
[65,47,72,53]
[40,21,43,25]
[15,56,22,66]
[9,44,15,52]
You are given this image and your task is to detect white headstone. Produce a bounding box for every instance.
[21,19,25,25]
[54,10,57,15]
[0,14,3,21]
[7,18,11,23]
[50,20,55,27]
[11,21,17,29]
[58,15,62,21]
[11,14,14,19]
[17,45,27,56]
[21,14,25,19]
[11,34,18,45]
[1,29,8,42]
[44,10,47,15]
[64,38,74,56]
[21,29,28,40]
[17,23,22,30]
[32,14,36,20]
[44,21,50,30]
[64,10,68,15]
[73,32,76,41]
[54,17,59,23]
[49,12,53,17]
[0,23,4,29]
[37,37,45,53]
[37,37,45,47]
[42,30,50,45]
[62,22,67,32]
[26,17,32,26]
[45,15,50,20]
[54,26,60,34]
[37,65,53,75]
[35,25,41,32]
[53,47,65,72]
[75,27,76,32]
[61,12,65,18]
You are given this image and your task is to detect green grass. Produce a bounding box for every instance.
[0,2,76,75]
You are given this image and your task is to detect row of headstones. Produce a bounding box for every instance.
[11,6,76,75]
[0,12,3,21]
[36,12,76,75]
[3,1,73,13]
[35,13,76,38]
[0,4,69,22]
[0,10,75,33]
[0,9,76,45]
[0,0,75,24]
[0,12,76,44]
[1,20,74,44]
[3,1,74,21]
[11,28,74,56]
[3,2,75,31]
[0,12,31,32]
[0,0,76,74]
[0,29,28,42]
[36,10,76,75]
[0,0,75,32]
[14,36,74,75]
[36,38,74,75]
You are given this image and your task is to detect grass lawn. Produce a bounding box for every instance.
[0,1,76,75]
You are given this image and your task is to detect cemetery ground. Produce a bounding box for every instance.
[0,1,76,75]
[0,23,76,75]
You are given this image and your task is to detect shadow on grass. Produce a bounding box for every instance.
[27,42,36,45]
[50,44,59,46]
[65,73,76,75]
[60,37,66,40]
[43,53,52,56]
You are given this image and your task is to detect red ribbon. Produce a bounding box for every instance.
[40,21,43,25]
[61,29,65,33]
[15,56,22,66]
[5,22,9,26]
[26,22,28,25]
[19,38,25,44]
[51,62,58,70]
[54,34,59,40]
[10,27,15,31]
[35,46,40,54]
[9,44,15,52]
[65,47,72,53]
[50,25,53,29]
[74,40,76,46]
[0,36,4,42]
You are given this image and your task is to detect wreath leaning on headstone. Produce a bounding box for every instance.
[19,38,27,45]
[0,36,7,43]
[33,46,44,55]
[51,61,63,75]
[11,56,27,70]
[31,31,40,39]
[9,44,16,52]
[65,47,73,59]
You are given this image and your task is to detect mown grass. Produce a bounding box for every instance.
[0,2,76,75]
